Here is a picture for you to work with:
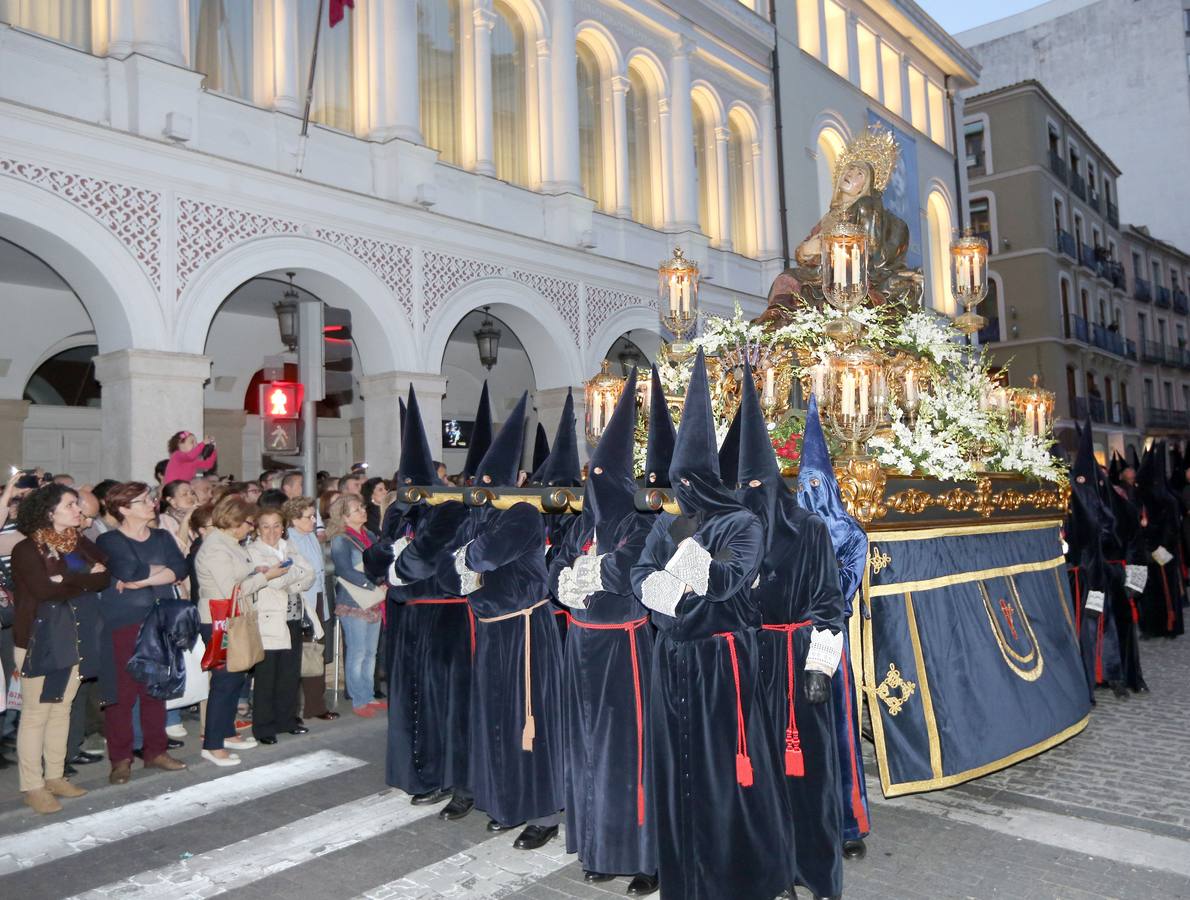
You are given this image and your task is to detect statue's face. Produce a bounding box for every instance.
[839,165,867,197]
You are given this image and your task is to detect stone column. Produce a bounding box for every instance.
[758,93,780,257]
[359,371,449,476]
[668,37,698,231]
[845,11,860,88]
[534,386,590,466]
[713,125,732,251]
[365,0,421,142]
[657,96,675,228]
[93,351,211,482]
[548,0,580,193]
[102,0,186,65]
[259,0,302,114]
[610,74,631,217]
[472,1,496,176]
[203,408,248,481]
[0,399,30,476]
[900,54,913,127]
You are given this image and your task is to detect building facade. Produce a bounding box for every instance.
[0,0,970,482]
[958,0,1190,251]
[964,81,1190,457]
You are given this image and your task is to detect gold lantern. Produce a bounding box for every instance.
[950,227,989,335]
[824,348,889,459]
[584,361,625,445]
[889,353,930,425]
[821,222,869,343]
[659,247,699,358]
[1010,375,1055,440]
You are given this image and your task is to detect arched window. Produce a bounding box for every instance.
[24,345,100,407]
[728,110,758,258]
[299,0,354,132]
[815,127,846,215]
[692,100,716,241]
[5,0,90,51]
[189,0,253,100]
[576,42,605,208]
[926,191,954,315]
[418,0,459,164]
[491,1,528,186]
[626,65,658,228]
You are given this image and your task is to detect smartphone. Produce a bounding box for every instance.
[280,559,294,568]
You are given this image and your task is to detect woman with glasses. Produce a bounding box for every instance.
[95,482,189,785]
[194,496,289,766]
[284,497,338,721]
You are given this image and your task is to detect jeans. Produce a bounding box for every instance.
[339,616,380,710]
[199,624,246,750]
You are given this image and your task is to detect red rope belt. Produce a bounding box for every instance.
[1160,564,1175,632]
[1105,560,1140,623]
[714,631,754,788]
[761,620,813,777]
[406,598,476,657]
[567,614,649,825]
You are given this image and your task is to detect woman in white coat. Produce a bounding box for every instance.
[247,507,316,744]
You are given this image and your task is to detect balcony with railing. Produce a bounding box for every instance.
[1141,340,1166,364]
[1134,277,1152,303]
[1090,322,1127,357]
[1072,396,1089,420]
[1126,338,1137,359]
[1180,346,1190,371]
[1087,190,1101,213]
[1049,149,1068,182]
[1057,230,1077,259]
[1089,397,1106,423]
[1122,404,1136,427]
[1106,261,1126,291]
[1107,200,1119,229]
[1071,314,1090,343]
[1078,243,1099,272]
[1070,171,1087,200]
[1174,289,1189,314]
[1156,285,1172,308]
[1145,407,1189,430]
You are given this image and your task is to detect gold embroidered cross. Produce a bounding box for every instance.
[999,599,1018,640]
[868,545,892,574]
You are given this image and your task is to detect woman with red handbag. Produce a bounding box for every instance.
[194,496,289,767]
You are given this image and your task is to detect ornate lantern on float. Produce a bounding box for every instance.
[1010,375,1055,440]
[889,353,930,426]
[823,348,889,459]
[821,222,869,343]
[584,360,625,445]
[950,227,989,335]
[658,247,699,358]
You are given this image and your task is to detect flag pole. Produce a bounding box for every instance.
[295,0,326,176]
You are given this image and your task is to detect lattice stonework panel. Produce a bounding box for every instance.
[421,250,504,326]
[175,198,303,299]
[0,158,163,290]
[316,227,414,319]
[509,269,582,345]
[585,286,655,344]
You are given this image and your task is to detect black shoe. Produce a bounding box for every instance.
[167,738,185,750]
[373,689,387,700]
[439,794,474,821]
[411,788,451,806]
[814,896,842,900]
[843,838,867,860]
[513,824,557,850]
[69,751,103,765]
[0,754,11,770]
[295,718,304,726]
[132,749,144,759]
[486,818,520,833]
[315,711,341,721]
[288,726,310,736]
[1110,682,1129,699]
[584,871,615,883]
[626,874,659,896]
[63,763,79,777]
[258,736,278,745]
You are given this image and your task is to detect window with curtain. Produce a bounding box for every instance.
[299,0,354,132]
[189,0,253,101]
[728,118,756,257]
[576,42,605,208]
[626,68,656,228]
[5,0,90,51]
[491,1,528,186]
[692,102,713,239]
[418,0,459,162]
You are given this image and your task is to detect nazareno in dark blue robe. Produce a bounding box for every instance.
[631,509,795,900]
[549,507,657,877]
[442,501,564,826]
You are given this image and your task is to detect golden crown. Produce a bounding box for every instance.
[833,127,900,193]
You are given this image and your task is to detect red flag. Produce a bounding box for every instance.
[329,0,353,27]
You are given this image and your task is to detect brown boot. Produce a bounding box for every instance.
[44,778,88,798]
[23,787,63,814]
[144,752,187,772]
[109,760,133,784]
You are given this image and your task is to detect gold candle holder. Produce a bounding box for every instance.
[951,227,989,335]
[1010,375,1055,439]
[583,361,625,445]
[821,222,869,344]
[659,247,700,358]
[824,348,889,460]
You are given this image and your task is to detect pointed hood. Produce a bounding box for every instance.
[1072,418,1095,484]
[1171,443,1186,491]
[462,381,494,482]
[645,365,676,488]
[399,398,407,441]
[397,386,441,487]
[717,405,743,489]
[669,350,739,517]
[472,391,528,487]
[530,389,581,486]
[531,423,551,473]
[586,369,639,528]
[736,364,785,548]
[1126,443,1140,472]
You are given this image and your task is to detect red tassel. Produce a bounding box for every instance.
[736,753,754,787]
[636,786,646,826]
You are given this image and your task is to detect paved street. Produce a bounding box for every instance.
[1,635,1187,900]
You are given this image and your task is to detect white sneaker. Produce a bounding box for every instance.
[201,750,242,767]
[165,724,188,739]
[225,736,257,750]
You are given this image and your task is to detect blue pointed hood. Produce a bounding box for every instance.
[718,405,743,489]
[586,368,639,526]
[645,364,676,488]
[472,391,528,488]
[462,381,494,482]
[531,423,551,473]
[397,385,441,486]
[670,350,739,517]
[530,389,581,486]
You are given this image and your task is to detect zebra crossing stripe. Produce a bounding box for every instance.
[0,749,366,876]
[67,788,439,899]
[357,828,572,899]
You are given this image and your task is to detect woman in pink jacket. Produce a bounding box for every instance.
[162,432,217,484]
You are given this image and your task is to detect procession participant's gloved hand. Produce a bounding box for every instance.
[803,670,832,705]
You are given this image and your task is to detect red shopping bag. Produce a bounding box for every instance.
[200,588,237,671]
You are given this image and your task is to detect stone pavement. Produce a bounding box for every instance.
[0,637,1187,899]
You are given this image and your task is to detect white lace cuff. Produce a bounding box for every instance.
[555,566,589,610]
[386,536,412,587]
[640,569,685,617]
[664,538,711,597]
[453,541,482,595]
[572,554,606,596]
[1125,564,1148,593]
[1153,545,1174,566]
[805,628,844,675]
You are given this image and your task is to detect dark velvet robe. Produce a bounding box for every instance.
[549,508,657,876]
[750,495,846,899]
[1065,480,1111,701]
[442,502,564,826]
[544,512,575,641]
[1138,489,1186,637]
[367,500,473,796]
[631,509,794,900]
[1102,485,1148,690]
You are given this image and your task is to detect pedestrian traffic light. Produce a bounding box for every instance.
[260,381,303,420]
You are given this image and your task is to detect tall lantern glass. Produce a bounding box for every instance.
[584,361,625,445]
[824,348,888,459]
[821,222,869,343]
[1011,375,1055,440]
[951,227,989,335]
[659,247,700,358]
